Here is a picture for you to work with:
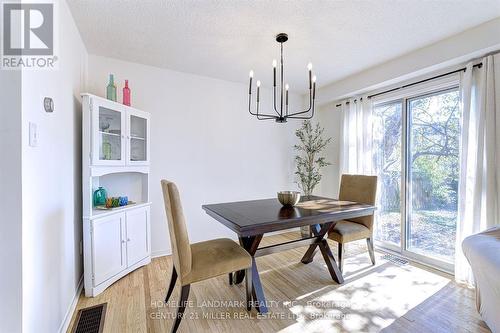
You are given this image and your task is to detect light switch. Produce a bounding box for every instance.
[29,122,38,147]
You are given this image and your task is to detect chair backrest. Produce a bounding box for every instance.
[339,174,378,230]
[161,180,192,280]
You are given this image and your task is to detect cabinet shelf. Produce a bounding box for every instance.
[90,201,151,219]
[99,131,121,137]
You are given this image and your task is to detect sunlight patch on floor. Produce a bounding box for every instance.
[278,252,450,332]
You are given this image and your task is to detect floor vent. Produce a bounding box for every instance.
[382,254,409,266]
[72,303,107,333]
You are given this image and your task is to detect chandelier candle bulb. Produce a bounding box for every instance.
[285,84,289,112]
[273,60,277,86]
[249,70,253,94]
[308,64,313,89]
[312,76,317,100]
[256,80,261,102]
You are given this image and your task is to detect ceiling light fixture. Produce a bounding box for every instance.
[248,33,316,123]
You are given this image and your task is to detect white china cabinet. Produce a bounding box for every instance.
[81,93,151,297]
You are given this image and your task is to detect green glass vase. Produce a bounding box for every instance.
[93,187,107,206]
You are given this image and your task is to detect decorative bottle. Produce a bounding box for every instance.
[123,80,131,106]
[93,187,107,207]
[106,74,117,101]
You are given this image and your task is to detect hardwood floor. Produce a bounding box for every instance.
[68,232,490,333]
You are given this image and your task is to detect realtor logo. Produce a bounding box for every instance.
[1,2,58,69]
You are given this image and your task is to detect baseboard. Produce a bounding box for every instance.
[151,249,171,258]
[58,275,84,333]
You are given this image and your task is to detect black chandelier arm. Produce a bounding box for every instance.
[286,102,315,119]
[286,90,313,117]
[248,106,277,119]
[256,103,277,119]
[248,92,278,118]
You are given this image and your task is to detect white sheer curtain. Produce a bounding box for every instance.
[455,55,500,286]
[340,96,374,175]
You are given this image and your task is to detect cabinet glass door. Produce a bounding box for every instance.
[128,112,149,164]
[96,105,124,164]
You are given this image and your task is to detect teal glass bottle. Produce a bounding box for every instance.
[106,74,117,101]
[93,187,107,206]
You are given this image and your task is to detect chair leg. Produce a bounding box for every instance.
[229,272,233,285]
[245,267,252,311]
[367,237,375,265]
[165,266,178,303]
[170,284,190,333]
[338,242,344,273]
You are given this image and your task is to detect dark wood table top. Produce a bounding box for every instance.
[202,195,376,236]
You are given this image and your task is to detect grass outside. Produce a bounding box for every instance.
[375,210,457,262]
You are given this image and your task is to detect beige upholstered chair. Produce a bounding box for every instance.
[161,180,253,333]
[328,174,378,272]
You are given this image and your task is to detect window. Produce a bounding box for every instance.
[372,85,460,270]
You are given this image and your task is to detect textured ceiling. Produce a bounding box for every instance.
[67,0,500,92]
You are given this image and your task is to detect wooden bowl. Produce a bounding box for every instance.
[277,191,301,207]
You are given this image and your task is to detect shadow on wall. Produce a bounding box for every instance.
[72,95,83,280]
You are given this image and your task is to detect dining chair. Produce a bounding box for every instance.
[161,180,253,333]
[328,174,378,272]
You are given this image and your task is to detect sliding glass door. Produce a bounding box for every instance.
[406,89,460,264]
[373,86,460,271]
[372,101,403,250]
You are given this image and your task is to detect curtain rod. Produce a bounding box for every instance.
[335,62,483,107]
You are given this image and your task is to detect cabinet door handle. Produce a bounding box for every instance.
[121,240,125,244]
[127,238,131,242]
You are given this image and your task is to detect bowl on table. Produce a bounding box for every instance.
[277,191,301,207]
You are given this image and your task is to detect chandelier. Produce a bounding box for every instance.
[248,33,316,123]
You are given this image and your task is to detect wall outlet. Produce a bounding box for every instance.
[29,122,38,147]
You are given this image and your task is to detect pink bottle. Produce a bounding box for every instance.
[123,80,131,106]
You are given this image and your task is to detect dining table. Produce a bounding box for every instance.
[202,195,376,314]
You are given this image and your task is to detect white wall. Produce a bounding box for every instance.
[87,55,301,256]
[21,0,88,332]
[314,103,342,199]
[0,69,23,333]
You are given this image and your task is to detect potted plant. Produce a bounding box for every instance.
[294,120,332,236]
